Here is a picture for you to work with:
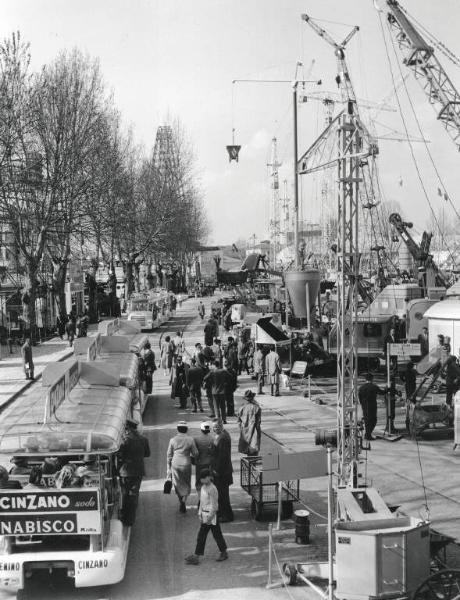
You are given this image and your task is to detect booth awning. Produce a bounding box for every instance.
[254,317,290,346]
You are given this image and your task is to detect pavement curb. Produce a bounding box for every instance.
[0,347,74,415]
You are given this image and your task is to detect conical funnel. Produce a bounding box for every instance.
[285,270,321,318]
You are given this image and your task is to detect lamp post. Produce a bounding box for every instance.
[293,80,300,268]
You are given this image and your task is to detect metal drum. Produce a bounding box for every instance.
[294,509,310,544]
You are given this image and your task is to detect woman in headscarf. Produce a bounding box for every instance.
[166,422,198,513]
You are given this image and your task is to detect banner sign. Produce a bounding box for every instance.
[46,361,81,422]
[48,374,66,418]
[0,490,101,536]
[105,319,119,337]
[388,343,421,358]
[87,334,101,361]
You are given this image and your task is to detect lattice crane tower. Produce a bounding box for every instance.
[267,137,282,266]
[300,14,377,486]
[153,125,177,179]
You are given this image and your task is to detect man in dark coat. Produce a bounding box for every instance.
[225,337,238,373]
[187,358,204,413]
[193,422,215,494]
[65,317,76,347]
[417,327,429,357]
[194,343,207,371]
[401,361,417,401]
[203,361,232,423]
[204,319,215,347]
[118,419,150,526]
[223,359,237,417]
[212,420,233,522]
[170,356,189,409]
[0,466,22,489]
[142,341,157,395]
[21,338,34,380]
[444,356,460,407]
[358,373,386,440]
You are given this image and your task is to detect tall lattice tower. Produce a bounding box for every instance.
[152,125,177,181]
[267,137,282,268]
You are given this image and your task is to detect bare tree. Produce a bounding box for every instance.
[35,49,109,318]
[0,33,48,339]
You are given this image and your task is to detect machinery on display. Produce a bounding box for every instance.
[389,213,450,291]
[279,5,460,598]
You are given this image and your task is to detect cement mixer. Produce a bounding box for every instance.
[284,270,321,322]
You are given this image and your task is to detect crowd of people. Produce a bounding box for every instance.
[165,390,262,566]
[56,312,90,347]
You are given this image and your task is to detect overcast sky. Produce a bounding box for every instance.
[2,0,460,246]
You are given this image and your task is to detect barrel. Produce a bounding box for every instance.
[284,270,321,318]
[294,509,310,544]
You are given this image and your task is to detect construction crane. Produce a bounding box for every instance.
[383,0,460,150]
[389,212,450,289]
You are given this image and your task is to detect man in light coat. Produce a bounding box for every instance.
[265,345,281,397]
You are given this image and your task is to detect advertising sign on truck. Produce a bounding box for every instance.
[0,489,101,535]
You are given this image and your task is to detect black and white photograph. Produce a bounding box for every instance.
[0,1,459,599]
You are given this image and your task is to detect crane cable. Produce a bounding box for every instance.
[378,11,457,267]
[379,11,433,518]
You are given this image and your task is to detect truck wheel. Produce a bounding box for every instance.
[282,563,297,586]
[412,569,460,599]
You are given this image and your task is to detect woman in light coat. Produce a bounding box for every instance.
[166,421,198,513]
[237,390,261,456]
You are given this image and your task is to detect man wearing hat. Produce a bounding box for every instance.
[237,390,262,456]
[10,457,31,476]
[193,422,215,497]
[0,466,22,489]
[186,358,205,413]
[118,419,151,526]
[212,420,233,522]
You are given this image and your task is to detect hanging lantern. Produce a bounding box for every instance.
[226,128,241,162]
[226,144,241,162]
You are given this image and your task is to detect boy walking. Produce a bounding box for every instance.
[185,469,228,565]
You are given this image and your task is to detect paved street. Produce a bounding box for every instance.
[9,299,318,600]
[2,295,460,599]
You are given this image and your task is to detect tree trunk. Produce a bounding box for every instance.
[87,259,99,323]
[23,262,39,344]
[146,262,155,290]
[52,260,68,320]
[125,261,135,297]
[134,262,141,293]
